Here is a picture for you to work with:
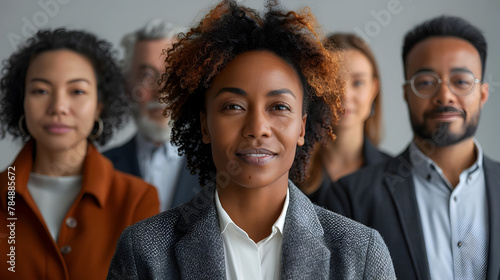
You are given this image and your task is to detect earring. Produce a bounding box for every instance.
[89,117,103,140]
[18,114,28,137]
[370,102,376,117]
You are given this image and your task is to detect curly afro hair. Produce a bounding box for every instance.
[0,28,127,145]
[160,0,344,186]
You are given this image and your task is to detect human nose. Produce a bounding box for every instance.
[48,91,69,115]
[432,78,456,105]
[344,83,353,103]
[242,109,272,139]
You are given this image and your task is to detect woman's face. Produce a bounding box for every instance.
[24,49,102,153]
[338,49,379,129]
[202,50,307,189]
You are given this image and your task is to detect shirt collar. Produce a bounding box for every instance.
[215,187,289,236]
[409,139,483,184]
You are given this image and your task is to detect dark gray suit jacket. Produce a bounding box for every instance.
[107,181,396,279]
[103,136,199,209]
[317,147,500,280]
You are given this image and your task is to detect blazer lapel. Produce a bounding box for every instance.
[484,157,500,280]
[174,184,226,279]
[281,183,330,279]
[126,136,142,177]
[103,136,141,177]
[170,157,201,208]
[384,149,431,279]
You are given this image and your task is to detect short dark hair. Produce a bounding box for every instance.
[402,15,487,80]
[160,0,344,186]
[0,28,127,145]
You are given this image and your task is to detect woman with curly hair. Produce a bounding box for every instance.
[108,1,395,279]
[300,33,391,197]
[0,29,159,280]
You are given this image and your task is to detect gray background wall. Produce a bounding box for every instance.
[1,0,499,171]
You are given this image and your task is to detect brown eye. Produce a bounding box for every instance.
[271,103,290,111]
[31,89,48,94]
[225,104,243,110]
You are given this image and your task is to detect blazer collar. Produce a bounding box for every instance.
[173,181,331,279]
[484,156,500,280]
[280,181,330,279]
[385,147,431,279]
[173,183,226,279]
[125,135,141,177]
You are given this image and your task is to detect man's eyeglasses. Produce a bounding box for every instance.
[404,71,481,98]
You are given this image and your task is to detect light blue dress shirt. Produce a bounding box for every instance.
[136,133,184,211]
[410,140,488,280]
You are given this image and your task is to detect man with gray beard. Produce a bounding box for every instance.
[315,16,500,280]
[104,19,199,211]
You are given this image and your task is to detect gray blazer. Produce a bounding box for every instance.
[107,181,396,279]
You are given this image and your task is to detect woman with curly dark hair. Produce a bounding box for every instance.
[108,1,395,279]
[0,29,159,280]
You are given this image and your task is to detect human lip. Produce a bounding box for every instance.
[425,107,465,122]
[427,112,462,121]
[343,109,353,116]
[44,123,72,134]
[235,148,277,166]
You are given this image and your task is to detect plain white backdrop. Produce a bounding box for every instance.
[1,0,499,171]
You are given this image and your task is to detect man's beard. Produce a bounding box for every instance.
[410,106,479,147]
[133,103,172,144]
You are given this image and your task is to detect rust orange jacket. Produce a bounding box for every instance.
[0,140,159,280]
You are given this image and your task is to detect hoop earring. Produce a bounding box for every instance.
[89,118,103,140]
[18,114,28,137]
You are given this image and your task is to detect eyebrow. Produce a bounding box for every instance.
[27,78,91,85]
[413,68,435,75]
[413,67,474,75]
[450,67,474,74]
[350,72,368,77]
[216,87,296,99]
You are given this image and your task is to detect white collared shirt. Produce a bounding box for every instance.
[136,133,184,211]
[215,188,289,280]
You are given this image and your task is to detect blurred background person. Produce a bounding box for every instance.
[0,29,159,280]
[300,33,391,198]
[104,19,199,211]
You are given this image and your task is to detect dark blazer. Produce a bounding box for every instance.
[316,147,500,280]
[107,181,396,279]
[308,138,391,204]
[103,136,199,209]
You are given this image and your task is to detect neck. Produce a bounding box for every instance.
[32,141,88,176]
[323,124,365,182]
[217,175,288,243]
[414,136,477,187]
